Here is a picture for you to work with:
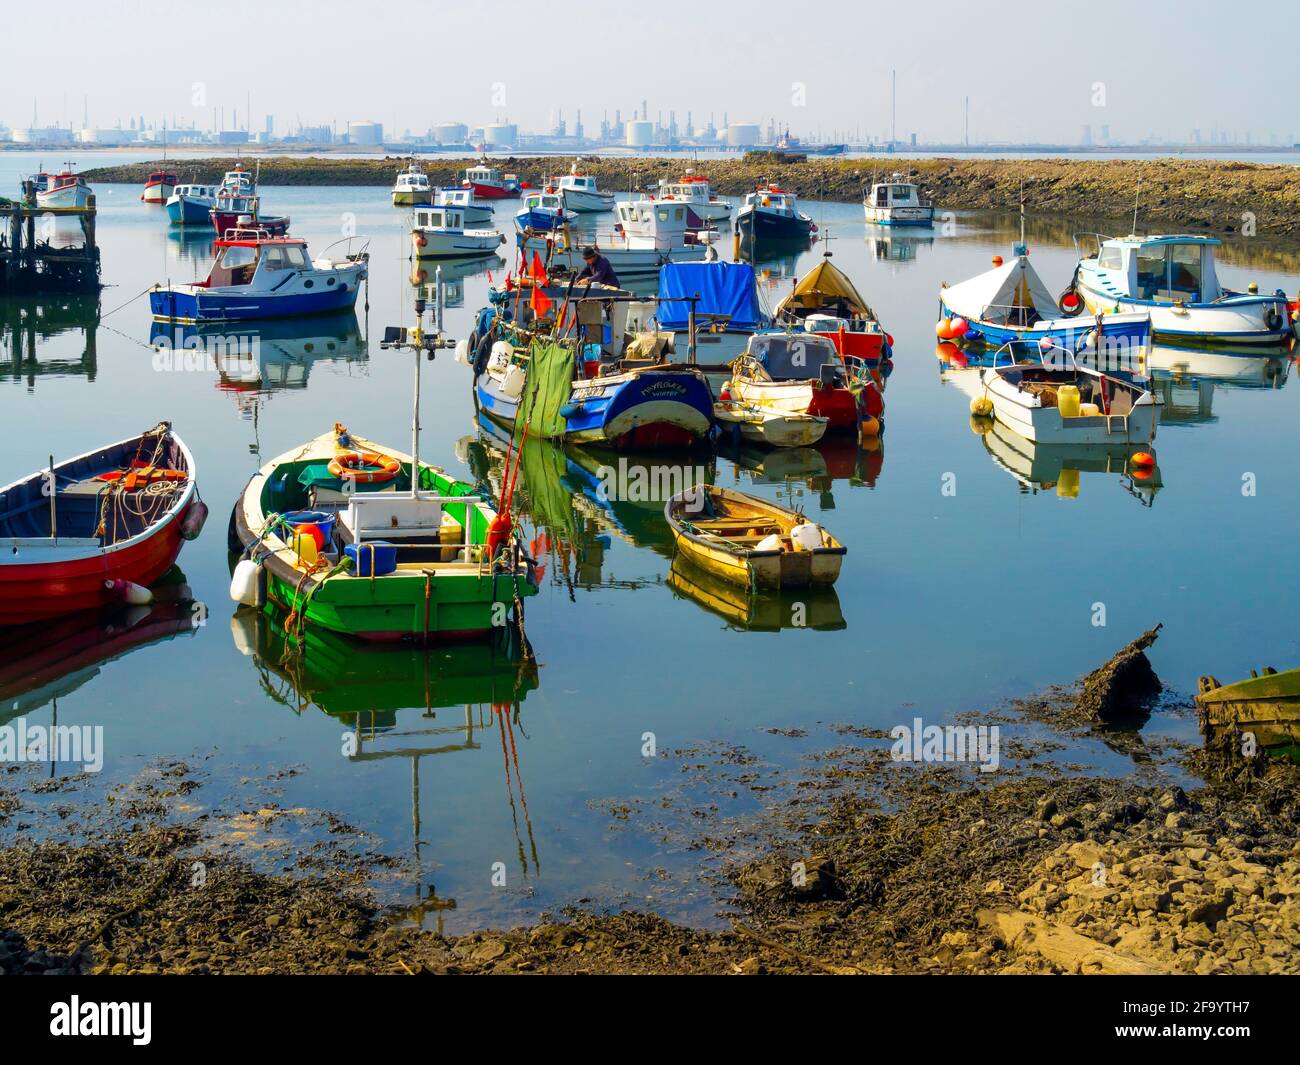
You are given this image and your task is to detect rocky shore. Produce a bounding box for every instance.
[82,155,1300,238]
[2,633,1296,975]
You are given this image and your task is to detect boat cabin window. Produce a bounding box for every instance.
[1098,246,1124,270]
[1135,243,1204,302]
[891,185,912,201]
[750,335,839,381]
[260,244,308,270]
[875,186,888,206]
[210,244,260,286]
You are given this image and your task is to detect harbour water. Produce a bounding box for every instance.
[3,165,1298,932]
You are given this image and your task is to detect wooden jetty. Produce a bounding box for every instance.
[0,181,101,295]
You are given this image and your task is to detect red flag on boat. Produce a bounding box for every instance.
[530,252,546,282]
[530,283,553,318]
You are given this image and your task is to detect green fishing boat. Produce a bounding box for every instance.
[229,425,537,642]
[1196,667,1300,762]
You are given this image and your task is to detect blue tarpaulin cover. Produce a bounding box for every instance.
[656,262,768,330]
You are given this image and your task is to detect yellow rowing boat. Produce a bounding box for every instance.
[663,485,845,590]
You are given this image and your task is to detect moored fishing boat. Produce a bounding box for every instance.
[229,425,537,642]
[735,184,814,242]
[1196,667,1300,762]
[774,254,893,363]
[1070,233,1291,346]
[149,229,368,322]
[210,189,289,238]
[464,280,716,449]
[434,186,493,227]
[141,169,178,205]
[658,170,731,223]
[391,161,433,207]
[664,484,845,590]
[714,400,828,447]
[412,205,505,259]
[514,191,572,232]
[547,162,614,213]
[520,197,717,276]
[725,332,882,434]
[863,175,934,226]
[166,182,221,226]
[462,160,521,200]
[0,423,204,626]
[939,249,1151,353]
[36,168,92,210]
[975,340,1161,446]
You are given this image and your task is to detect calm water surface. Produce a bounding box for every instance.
[3,159,1297,930]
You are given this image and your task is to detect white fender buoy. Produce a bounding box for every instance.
[229,558,262,607]
[790,523,823,552]
[106,578,152,606]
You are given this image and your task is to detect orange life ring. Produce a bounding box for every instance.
[328,450,401,484]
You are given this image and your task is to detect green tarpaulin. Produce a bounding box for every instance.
[516,339,574,442]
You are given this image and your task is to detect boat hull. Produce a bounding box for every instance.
[36,186,92,210]
[413,230,504,259]
[864,205,934,226]
[149,272,364,323]
[560,188,614,213]
[736,208,812,241]
[141,180,176,205]
[477,368,714,450]
[210,210,289,237]
[980,370,1161,445]
[940,300,1151,352]
[1197,669,1300,759]
[392,189,433,207]
[467,182,517,200]
[166,195,215,226]
[1076,275,1290,346]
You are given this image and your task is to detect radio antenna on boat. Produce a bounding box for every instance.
[1132,177,1141,237]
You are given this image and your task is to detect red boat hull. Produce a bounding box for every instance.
[0,502,193,626]
[211,211,289,236]
[806,386,861,431]
[465,182,515,200]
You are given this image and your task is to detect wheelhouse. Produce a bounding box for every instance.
[742,333,843,383]
[1087,235,1223,305]
[870,181,926,209]
[435,187,474,207]
[743,187,794,215]
[523,191,565,213]
[175,184,216,198]
[414,207,466,230]
[466,166,503,185]
[205,237,310,287]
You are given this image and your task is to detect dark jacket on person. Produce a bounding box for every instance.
[578,253,619,288]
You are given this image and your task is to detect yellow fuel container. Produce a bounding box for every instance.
[1057,384,1081,418]
[292,531,319,569]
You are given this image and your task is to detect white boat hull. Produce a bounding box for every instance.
[716,404,828,447]
[864,204,934,226]
[560,188,615,213]
[981,370,1160,445]
[414,229,505,259]
[37,185,92,210]
[1077,277,1289,346]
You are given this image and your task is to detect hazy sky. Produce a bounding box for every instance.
[4,0,1295,143]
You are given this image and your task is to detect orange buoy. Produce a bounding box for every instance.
[1131,451,1156,469]
[935,318,954,340]
[992,255,1004,267]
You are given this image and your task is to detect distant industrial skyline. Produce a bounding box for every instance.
[2,0,1295,148]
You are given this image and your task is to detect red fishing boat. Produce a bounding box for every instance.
[0,423,206,626]
[141,169,178,204]
[210,190,289,238]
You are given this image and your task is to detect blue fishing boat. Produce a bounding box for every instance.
[165,182,220,226]
[149,230,369,323]
[939,248,1150,355]
[515,191,572,233]
[461,285,714,450]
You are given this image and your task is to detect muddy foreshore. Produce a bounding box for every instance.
[82,155,1300,238]
[3,633,1297,976]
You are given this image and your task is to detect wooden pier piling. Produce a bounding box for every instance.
[0,187,102,295]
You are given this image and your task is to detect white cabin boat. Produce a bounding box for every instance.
[433,187,492,226]
[977,341,1161,445]
[658,170,731,222]
[392,163,432,207]
[1072,233,1291,346]
[412,206,505,260]
[36,169,92,210]
[520,197,717,276]
[863,176,934,226]
[549,163,614,213]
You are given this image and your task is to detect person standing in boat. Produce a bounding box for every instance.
[577,246,619,288]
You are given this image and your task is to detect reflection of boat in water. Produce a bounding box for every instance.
[667,555,845,631]
[1147,345,1291,425]
[149,312,368,397]
[166,227,216,263]
[1,569,196,722]
[867,232,934,264]
[2,294,100,386]
[410,255,502,309]
[977,415,1161,505]
[1197,667,1300,764]
[232,605,540,926]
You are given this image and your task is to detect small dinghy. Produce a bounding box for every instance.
[0,423,204,625]
[664,485,844,590]
[714,400,828,448]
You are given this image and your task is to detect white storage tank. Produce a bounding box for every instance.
[625,120,655,148]
[347,120,384,145]
[725,123,762,147]
[432,122,469,145]
[482,123,518,149]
